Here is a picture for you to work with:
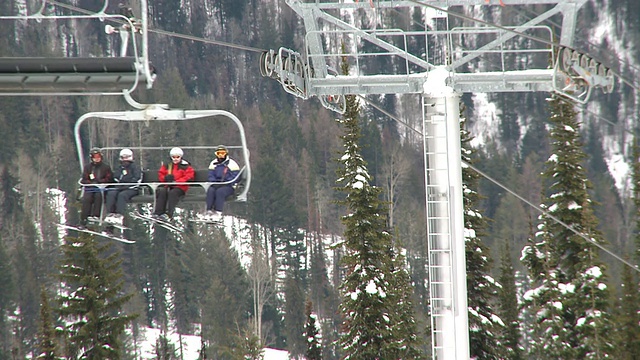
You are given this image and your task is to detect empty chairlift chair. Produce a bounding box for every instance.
[0,0,155,96]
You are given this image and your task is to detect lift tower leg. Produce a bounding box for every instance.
[423,92,469,360]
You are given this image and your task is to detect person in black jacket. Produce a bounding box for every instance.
[104,148,142,227]
[80,148,113,228]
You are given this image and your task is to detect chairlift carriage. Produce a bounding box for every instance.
[74,103,252,215]
[0,0,155,95]
[1,0,252,233]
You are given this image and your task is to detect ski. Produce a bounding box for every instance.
[58,224,136,244]
[110,223,130,231]
[89,217,131,231]
[189,214,223,226]
[131,211,184,233]
[189,218,223,226]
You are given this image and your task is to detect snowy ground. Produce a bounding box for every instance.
[53,199,294,359]
[132,214,291,359]
[136,327,289,359]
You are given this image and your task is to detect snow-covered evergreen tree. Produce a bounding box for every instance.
[497,241,523,360]
[335,54,423,360]
[304,299,322,360]
[36,287,57,359]
[461,114,504,359]
[612,138,640,358]
[613,261,640,359]
[521,95,613,359]
[57,234,136,359]
[634,138,640,263]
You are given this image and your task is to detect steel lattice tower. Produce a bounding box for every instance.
[262,1,613,359]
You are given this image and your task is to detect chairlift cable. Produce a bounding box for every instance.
[509,4,640,88]
[382,5,636,137]
[360,94,640,273]
[46,2,635,150]
[22,2,639,268]
[406,0,640,92]
[466,161,640,273]
[47,0,266,53]
[47,0,639,93]
[149,28,265,53]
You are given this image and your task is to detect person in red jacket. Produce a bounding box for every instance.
[153,147,195,221]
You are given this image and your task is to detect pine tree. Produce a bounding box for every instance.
[335,53,423,360]
[497,241,523,360]
[36,287,57,360]
[461,114,504,359]
[14,217,41,358]
[154,334,178,360]
[284,273,306,358]
[308,236,341,359]
[633,137,640,263]
[614,261,640,359]
[0,167,21,226]
[167,239,199,335]
[304,299,323,360]
[200,230,252,358]
[57,234,137,359]
[612,136,640,358]
[0,234,14,359]
[220,328,263,360]
[282,218,308,358]
[521,95,613,359]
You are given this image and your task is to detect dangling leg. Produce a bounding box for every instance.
[166,187,185,218]
[213,186,234,213]
[90,191,104,218]
[155,186,169,215]
[105,189,118,214]
[116,189,138,215]
[80,190,96,226]
[115,189,138,226]
[206,186,216,211]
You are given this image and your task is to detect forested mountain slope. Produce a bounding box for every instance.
[0,0,639,358]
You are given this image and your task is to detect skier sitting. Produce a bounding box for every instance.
[104,148,142,229]
[153,147,195,222]
[202,145,240,222]
[79,148,113,228]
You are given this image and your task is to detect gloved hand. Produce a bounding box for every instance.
[165,174,175,182]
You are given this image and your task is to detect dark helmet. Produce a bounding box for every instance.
[89,148,103,163]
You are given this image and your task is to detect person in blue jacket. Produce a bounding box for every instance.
[204,145,239,222]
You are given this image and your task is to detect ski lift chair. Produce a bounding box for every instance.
[74,105,252,220]
[0,0,155,96]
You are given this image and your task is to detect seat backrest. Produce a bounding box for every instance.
[142,170,159,182]
[193,169,209,182]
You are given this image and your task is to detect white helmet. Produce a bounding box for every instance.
[169,147,183,157]
[119,148,134,160]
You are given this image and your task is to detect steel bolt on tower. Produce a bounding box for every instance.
[262,0,611,358]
